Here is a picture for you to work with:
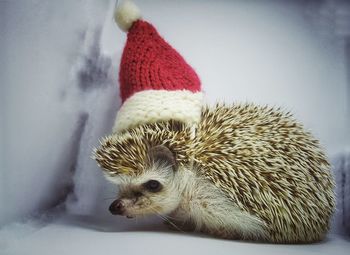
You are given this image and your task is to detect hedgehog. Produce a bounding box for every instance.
[94,104,335,243]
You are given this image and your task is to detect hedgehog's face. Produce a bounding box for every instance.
[105,145,182,219]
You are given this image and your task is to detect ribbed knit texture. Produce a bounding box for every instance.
[113,90,203,133]
[119,20,201,103]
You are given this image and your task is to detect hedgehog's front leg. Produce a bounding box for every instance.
[174,172,268,240]
[163,210,196,232]
[191,194,268,240]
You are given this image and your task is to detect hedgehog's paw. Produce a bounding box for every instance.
[163,219,195,232]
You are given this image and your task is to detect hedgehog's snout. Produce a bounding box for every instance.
[109,199,125,215]
[108,196,137,218]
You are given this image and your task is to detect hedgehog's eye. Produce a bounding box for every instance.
[143,180,162,192]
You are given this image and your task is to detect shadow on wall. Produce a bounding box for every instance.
[332,152,350,236]
[64,24,120,217]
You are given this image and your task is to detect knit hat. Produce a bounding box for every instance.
[112,0,203,133]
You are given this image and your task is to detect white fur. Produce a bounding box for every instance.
[105,162,173,186]
[171,167,267,239]
[113,90,204,133]
[106,165,267,239]
[104,172,133,185]
[112,163,182,217]
[114,0,141,32]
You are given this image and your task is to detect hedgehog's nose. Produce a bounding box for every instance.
[109,199,124,215]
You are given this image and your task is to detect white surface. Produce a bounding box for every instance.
[0,0,350,253]
[1,214,350,255]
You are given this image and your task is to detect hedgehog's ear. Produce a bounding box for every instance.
[149,145,177,171]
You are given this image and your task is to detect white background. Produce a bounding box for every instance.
[0,0,349,254]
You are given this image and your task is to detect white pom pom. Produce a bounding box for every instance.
[114,0,141,32]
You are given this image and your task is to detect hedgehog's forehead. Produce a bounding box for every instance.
[104,172,142,186]
[103,163,173,187]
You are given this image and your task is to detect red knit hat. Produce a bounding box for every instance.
[113,0,203,133]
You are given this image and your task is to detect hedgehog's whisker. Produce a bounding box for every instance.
[102,197,117,201]
[148,207,184,233]
[160,214,177,220]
